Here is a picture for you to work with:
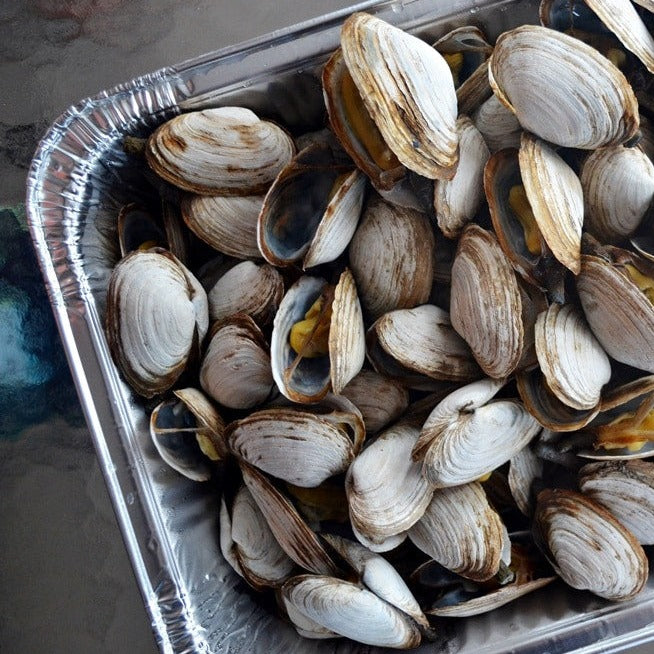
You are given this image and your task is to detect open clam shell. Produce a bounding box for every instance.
[340,12,459,180]
[206,260,284,326]
[457,59,493,117]
[117,203,166,257]
[534,303,611,411]
[257,144,365,268]
[106,248,208,398]
[450,224,524,379]
[146,107,295,195]
[346,422,433,551]
[433,25,493,89]
[199,314,274,410]
[435,115,490,239]
[281,575,422,649]
[489,25,639,149]
[413,378,541,487]
[181,194,264,259]
[349,195,435,321]
[366,304,481,384]
[408,482,507,582]
[322,48,405,192]
[580,460,654,544]
[226,399,364,488]
[581,145,654,242]
[508,445,544,516]
[533,488,648,601]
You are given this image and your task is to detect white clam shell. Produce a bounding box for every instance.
[346,423,433,550]
[535,303,611,411]
[199,314,273,410]
[581,146,654,242]
[349,196,435,321]
[508,446,543,516]
[580,461,654,544]
[488,25,639,149]
[473,94,522,153]
[408,482,506,582]
[281,575,422,649]
[435,115,490,239]
[341,12,459,180]
[145,107,295,195]
[534,488,648,601]
[206,260,283,325]
[450,224,524,379]
[181,194,264,259]
[106,249,208,398]
[519,132,584,274]
[413,378,541,487]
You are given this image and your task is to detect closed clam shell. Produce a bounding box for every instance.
[577,253,654,373]
[579,461,654,544]
[534,488,648,601]
[346,423,433,550]
[408,482,506,582]
[106,249,208,398]
[473,94,522,153]
[206,260,283,325]
[281,575,422,649]
[450,224,524,379]
[535,303,611,410]
[341,12,459,180]
[519,132,584,275]
[366,304,481,383]
[581,146,654,242]
[199,314,274,410]
[227,403,362,488]
[489,25,639,149]
[412,378,541,487]
[145,107,295,195]
[341,369,409,434]
[435,116,490,239]
[349,196,435,321]
[585,0,654,73]
[227,485,295,590]
[322,534,429,629]
[181,194,263,259]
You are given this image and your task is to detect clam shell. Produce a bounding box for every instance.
[534,303,611,410]
[227,404,362,487]
[240,462,339,576]
[457,59,493,117]
[413,378,541,487]
[228,485,295,589]
[199,314,274,410]
[346,422,433,550]
[408,482,506,582]
[435,116,490,239]
[281,575,422,649]
[322,534,429,628]
[181,194,263,259]
[577,253,654,373]
[581,145,654,242]
[519,132,583,274]
[473,94,522,153]
[117,204,166,257]
[105,249,208,398]
[206,260,283,325]
[585,0,654,73]
[508,445,543,516]
[579,460,654,544]
[349,196,435,321]
[534,488,648,601]
[145,107,295,195]
[450,224,524,379]
[488,25,639,149]
[366,304,481,383]
[341,12,459,180]
[341,369,409,434]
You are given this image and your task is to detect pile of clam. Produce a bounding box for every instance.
[108,1,654,648]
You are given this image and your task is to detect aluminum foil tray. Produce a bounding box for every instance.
[25,0,654,651]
